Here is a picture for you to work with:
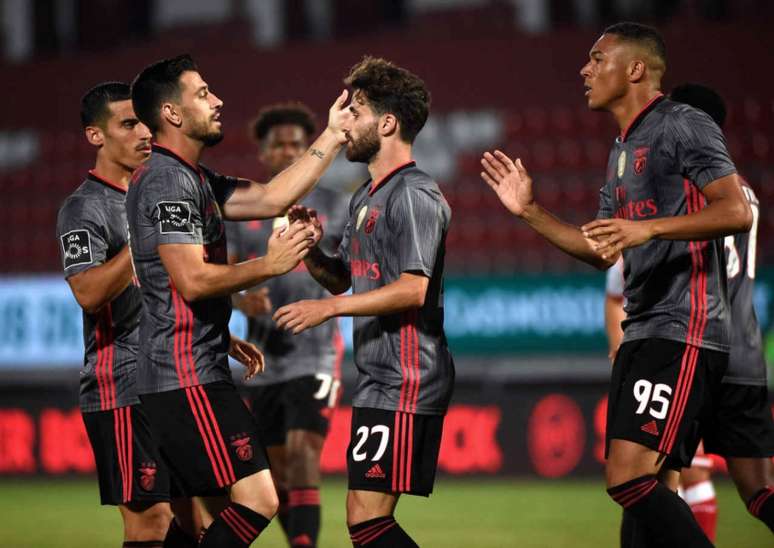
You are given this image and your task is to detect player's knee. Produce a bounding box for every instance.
[346,491,391,526]
[230,474,280,518]
[123,502,172,539]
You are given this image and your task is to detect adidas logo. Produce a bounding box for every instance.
[641,420,659,436]
[366,463,386,479]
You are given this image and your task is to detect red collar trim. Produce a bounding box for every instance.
[87,170,127,194]
[621,93,665,142]
[152,142,203,175]
[369,161,416,195]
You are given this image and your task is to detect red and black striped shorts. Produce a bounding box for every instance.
[606,337,728,468]
[347,406,444,497]
[140,381,269,497]
[82,403,170,505]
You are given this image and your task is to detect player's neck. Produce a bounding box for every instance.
[367,142,413,186]
[611,87,663,137]
[92,156,131,190]
[154,131,204,167]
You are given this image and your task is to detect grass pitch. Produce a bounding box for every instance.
[0,477,768,547]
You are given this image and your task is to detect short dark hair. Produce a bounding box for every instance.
[131,54,198,133]
[344,56,430,143]
[80,81,131,128]
[670,83,727,128]
[604,22,667,73]
[252,102,317,142]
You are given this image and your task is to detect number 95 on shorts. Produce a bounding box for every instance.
[606,337,728,466]
[347,407,445,497]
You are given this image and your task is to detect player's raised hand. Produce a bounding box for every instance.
[273,299,335,334]
[266,221,315,275]
[581,218,655,260]
[480,151,535,217]
[228,334,265,380]
[327,89,351,145]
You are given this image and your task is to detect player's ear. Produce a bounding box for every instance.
[161,102,183,128]
[628,59,646,83]
[379,113,398,137]
[84,125,104,147]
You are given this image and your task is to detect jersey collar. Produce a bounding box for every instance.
[152,143,204,178]
[368,161,416,196]
[87,170,127,194]
[620,93,665,142]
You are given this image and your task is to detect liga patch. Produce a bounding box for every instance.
[61,229,93,269]
[157,201,193,234]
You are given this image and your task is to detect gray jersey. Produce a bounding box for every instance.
[724,181,766,384]
[226,187,349,384]
[125,144,237,394]
[56,172,142,412]
[597,96,737,352]
[339,162,454,415]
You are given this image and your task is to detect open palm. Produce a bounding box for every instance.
[480,150,534,217]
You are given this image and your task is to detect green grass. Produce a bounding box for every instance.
[0,478,769,547]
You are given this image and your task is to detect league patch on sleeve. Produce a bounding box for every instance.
[157,201,193,234]
[61,229,93,269]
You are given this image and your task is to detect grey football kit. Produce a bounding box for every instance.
[227,187,349,444]
[599,95,735,464]
[57,170,169,505]
[126,144,269,495]
[339,161,454,495]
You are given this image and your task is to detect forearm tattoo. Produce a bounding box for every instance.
[310,148,325,159]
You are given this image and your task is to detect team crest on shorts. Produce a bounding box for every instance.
[139,462,158,491]
[633,147,649,175]
[230,434,253,461]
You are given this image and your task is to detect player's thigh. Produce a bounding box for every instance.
[606,338,725,472]
[727,457,773,501]
[285,429,326,486]
[346,490,400,525]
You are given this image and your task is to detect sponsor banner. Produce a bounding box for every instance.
[0,271,772,366]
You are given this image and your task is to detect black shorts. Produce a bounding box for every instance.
[82,404,170,506]
[347,407,444,497]
[249,374,339,447]
[606,338,727,468]
[140,381,269,497]
[699,383,774,458]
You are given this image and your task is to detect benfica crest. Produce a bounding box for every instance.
[633,147,649,175]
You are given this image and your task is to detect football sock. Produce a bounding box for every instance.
[288,487,321,547]
[162,518,197,548]
[684,480,718,542]
[747,486,774,533]
[348,516,418,547]
[608,475,712,547]
[277,487,291,535]
[198,503,270,547]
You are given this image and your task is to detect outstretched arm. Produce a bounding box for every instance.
[222,91,351,220]
[481,150,614,270]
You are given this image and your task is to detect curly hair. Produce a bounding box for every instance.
[344,56,430,143]
[252,102,317,142]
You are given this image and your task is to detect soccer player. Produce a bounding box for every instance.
[481,23,754,546]
[274,56,454,548]
[606,83,774,544]
[56,82,175,548]
[125,54,349,547]
[227,102,349,547]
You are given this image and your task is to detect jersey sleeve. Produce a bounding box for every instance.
[144,167,204,245]
[200,164,239,206]
[665,106,737,189]
[388,184,447,277]
[56,197,110,278]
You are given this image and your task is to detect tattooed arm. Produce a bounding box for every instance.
[222,91,350,220]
